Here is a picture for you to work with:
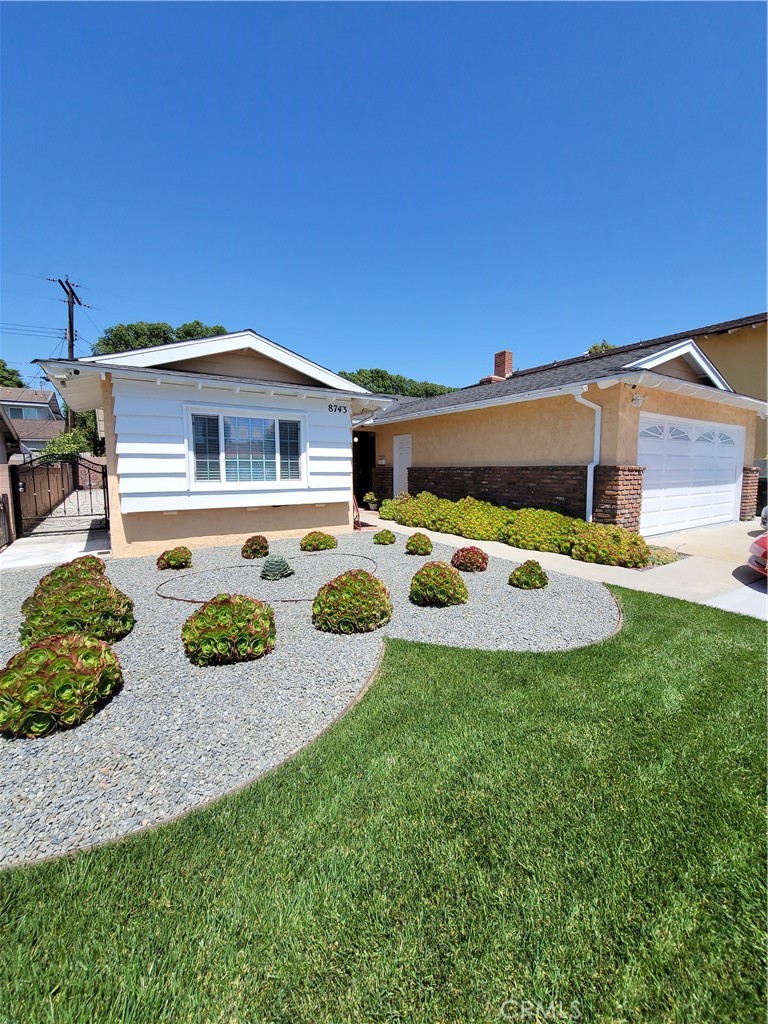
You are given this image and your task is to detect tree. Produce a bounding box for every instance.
[0,359,26,388]
[42,427,90,457]
[586,340,616,356]
[338,367,455,397]
[92,320,228,356]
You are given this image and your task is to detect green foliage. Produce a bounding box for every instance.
[450,546,489,572]
[42,428,90,457]
[508,560,549,589]
[72,410,105,456]
[241,535,269,559]
[156,546,192,570]
[362,491,377,503]
[504,508,582,554]
[373,529,396,545]
[405,532,433,555]
[261,555,295,580]
[381,492,513,541]
[22,556,107,616]
[300,531,338,552]
[338,367,455,397]
[648,546,680,566]
[409,561,468,607]
[0,358,25,387]
[312,570,392,634]
[92,321,227,356]
[587,340,616,355]
[19,578,135,647]
[182,594,276,666]
[570,523,651,568]
[0,633,123,739]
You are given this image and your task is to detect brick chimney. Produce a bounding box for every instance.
[479,349,514,384]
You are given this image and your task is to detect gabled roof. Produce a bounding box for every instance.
[369,312,768,426]
[78,329,369,394]
[0,386,61,406]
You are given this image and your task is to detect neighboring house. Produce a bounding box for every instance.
[0,387,66,456]
[38,331,390,557]
[360,314,768,538]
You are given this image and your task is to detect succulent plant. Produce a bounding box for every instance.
[241,534,269,559]
[22,555,107,616]
[300,531,338,552]
[156,546,193,570]
[508,560,549,589]
[0,633,123,739]
[312,570,392,634]
[405,532,433,556]
[450,546,489,572]
[373,529,396,545]
[261,555,294,580]
[570,523,650,568]
[20,578,135,647]
[409,561,468,607]
[182,594,276,666]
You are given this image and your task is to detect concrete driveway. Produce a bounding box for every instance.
[360,514,767,621]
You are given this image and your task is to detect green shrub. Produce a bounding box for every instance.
[300,531,337,552]
[508,560,549,589]
[21,555,107,616]
[182,594,276,666]
[241,535,269,559]
[409,561,468,607]
[380,491,513,541]
[405,532,433,555]
[570,523,651,568]
[503,508,582,554]
[450,545,489,572]
[157,546,192,570]
[261,555,294,580]
[373,529,396,545]
[647,545,679,566]
[0,633,123,738]
[312,570,392,634]
[20,578,135,647]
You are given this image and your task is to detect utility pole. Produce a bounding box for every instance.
[47,275,85,428]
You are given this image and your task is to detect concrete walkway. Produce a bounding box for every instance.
[360,514,768,621]
[0,528,111,572]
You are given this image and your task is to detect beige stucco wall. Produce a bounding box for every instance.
[100,374,353,558]
[155,351,321,387]
[655,355,706,384]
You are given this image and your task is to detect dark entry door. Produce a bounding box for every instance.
[352,431,376,502]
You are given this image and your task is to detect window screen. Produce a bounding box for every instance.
[223,416,276,482]
[192,414,221,481]
[279,420,301,479]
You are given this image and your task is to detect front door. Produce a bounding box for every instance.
[393,434,412,496]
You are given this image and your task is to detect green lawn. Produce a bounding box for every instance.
[1,588,765,1024]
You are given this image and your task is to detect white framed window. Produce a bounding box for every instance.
[6,405,52,421]
[185,405,306,490]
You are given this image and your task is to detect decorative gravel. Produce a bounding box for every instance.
[0,533,620,869]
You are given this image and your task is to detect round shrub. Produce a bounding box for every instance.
[405,532,433,556]
[570,523,651,568]
[157,546,192,570]
[261,555,294,580]
[409,561,468,607]
[241,534,269,559]
[22,555,107,616]
[508,560,548,589]
[20,578,135,647]
[300,531,337,552]
[182,594,276,666]
[312,570,392,634]
[0,633,123,739]
[373,529,396,545]
[450,545,489,572]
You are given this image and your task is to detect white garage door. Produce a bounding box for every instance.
[638,413,744,536]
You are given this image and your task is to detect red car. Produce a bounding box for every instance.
[747,533,768,577]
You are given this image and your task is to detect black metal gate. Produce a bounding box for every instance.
[10,455,109,537]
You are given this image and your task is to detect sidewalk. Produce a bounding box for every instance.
[0,529,111,572]
[360,513,767,621]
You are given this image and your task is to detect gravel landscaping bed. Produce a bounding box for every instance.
[0,533,620,869]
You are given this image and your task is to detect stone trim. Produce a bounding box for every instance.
[740,466,759,521]
[593,465,645,533]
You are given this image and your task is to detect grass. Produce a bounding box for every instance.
[0,588,765,1024]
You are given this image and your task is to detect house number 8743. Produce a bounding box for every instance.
[328,403,348,414]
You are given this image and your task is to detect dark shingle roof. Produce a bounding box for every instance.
[372,312,767,425]
[0,387,59,405]
[11,419,66,442]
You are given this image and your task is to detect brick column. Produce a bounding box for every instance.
[372,465,394,500]
[739,466,760,520]
[593,465,645,533]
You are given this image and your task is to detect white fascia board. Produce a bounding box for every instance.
[78,330,369,394]
[623,340,733,391]
[606,370,768,418]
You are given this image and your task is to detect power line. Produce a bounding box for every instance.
[47,276,89,427]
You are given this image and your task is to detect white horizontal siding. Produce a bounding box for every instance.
[110,377,353,513]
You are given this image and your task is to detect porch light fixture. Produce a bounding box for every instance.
[631,394,647,408]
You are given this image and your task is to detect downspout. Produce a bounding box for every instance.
[573,387,601,522]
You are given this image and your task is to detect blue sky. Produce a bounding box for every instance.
[1,2,765,390]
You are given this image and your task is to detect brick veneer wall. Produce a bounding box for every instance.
[405,466,588,519]
[372,464,394,500]
[740,466,760,520]
[593,465,645,533]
